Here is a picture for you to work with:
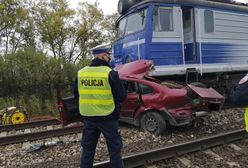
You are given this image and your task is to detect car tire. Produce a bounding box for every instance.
[118,0,141,14]
[140,111,166,136]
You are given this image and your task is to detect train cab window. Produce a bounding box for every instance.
[204,10,214,33]
[139,83,153,95]
[125,8,147,35]
[116,17,127,38]
[153,7,174,32]
[183,9,191,33]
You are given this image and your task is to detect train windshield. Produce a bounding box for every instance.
[116,8,147,39]
[116,17,127,39]
[125,9,147,34]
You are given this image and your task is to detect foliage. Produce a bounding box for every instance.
[0,0,34,55]
[0,0,117,116]
[0,47,76,116]
[1,47,77,96]
[70,1,109,63]
[30,0,117,63]
[101,13,119,44]
[0,0,246,116]
[33,0,75,60]
[0,0,118,61]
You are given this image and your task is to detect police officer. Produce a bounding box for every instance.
[74,43,127,168]
[231,73,248,132]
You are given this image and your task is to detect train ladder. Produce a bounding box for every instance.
[245,107,248,132]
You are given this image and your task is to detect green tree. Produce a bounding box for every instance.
[71,1,107,63]
[1,47,45,96]
[0,56,4,95]
[33,0,75,60]
[101,13,119,44]
[0,0,119,116]
[0,0,31,55]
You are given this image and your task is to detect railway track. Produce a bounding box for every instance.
[0,108,246,167]
[0,124,82,146]
[94,129,247,168]
[0,118,60,132]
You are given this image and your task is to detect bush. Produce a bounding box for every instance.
[0,48,93,118]
[0,48,74,117]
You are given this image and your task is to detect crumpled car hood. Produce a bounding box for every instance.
[115,60,153,78]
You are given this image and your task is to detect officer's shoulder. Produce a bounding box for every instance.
[109,69,119,78]
[109,69,118,74]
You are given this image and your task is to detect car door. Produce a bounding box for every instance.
[120,81,140,119]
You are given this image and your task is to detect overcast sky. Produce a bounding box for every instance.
[69,0,119,14]
[69,0,248,15]
[235,0,248,3]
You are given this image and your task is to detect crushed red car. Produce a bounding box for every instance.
[57,60,225,135]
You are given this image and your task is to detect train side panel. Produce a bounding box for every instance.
[199,8,248,64]
[113,0,248,81]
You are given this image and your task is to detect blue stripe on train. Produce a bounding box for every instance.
[149,42,183,65]
[201,43,248,64]
[148,42,248,66]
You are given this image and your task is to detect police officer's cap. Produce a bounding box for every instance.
[91,43,111,55]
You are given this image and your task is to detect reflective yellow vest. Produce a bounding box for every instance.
[78,66,114,116]
[245,107,248,132]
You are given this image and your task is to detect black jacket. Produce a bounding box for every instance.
[74,58,127,121]
[231,75,248,107]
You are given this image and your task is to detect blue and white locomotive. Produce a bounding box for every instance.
[113,0,248,96]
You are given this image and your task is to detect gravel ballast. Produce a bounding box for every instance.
[0,108,246,167]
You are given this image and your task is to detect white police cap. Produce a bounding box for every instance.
[91,43,111,55]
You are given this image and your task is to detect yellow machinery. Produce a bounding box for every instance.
[0,106,28,125]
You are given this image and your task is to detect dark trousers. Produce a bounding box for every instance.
[80,120,124,168]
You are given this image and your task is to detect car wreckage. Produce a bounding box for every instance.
[57,60,225,135]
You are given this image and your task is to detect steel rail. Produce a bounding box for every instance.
[0,125,82,146]
[0,119,61,132]
[94,129,247,168]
